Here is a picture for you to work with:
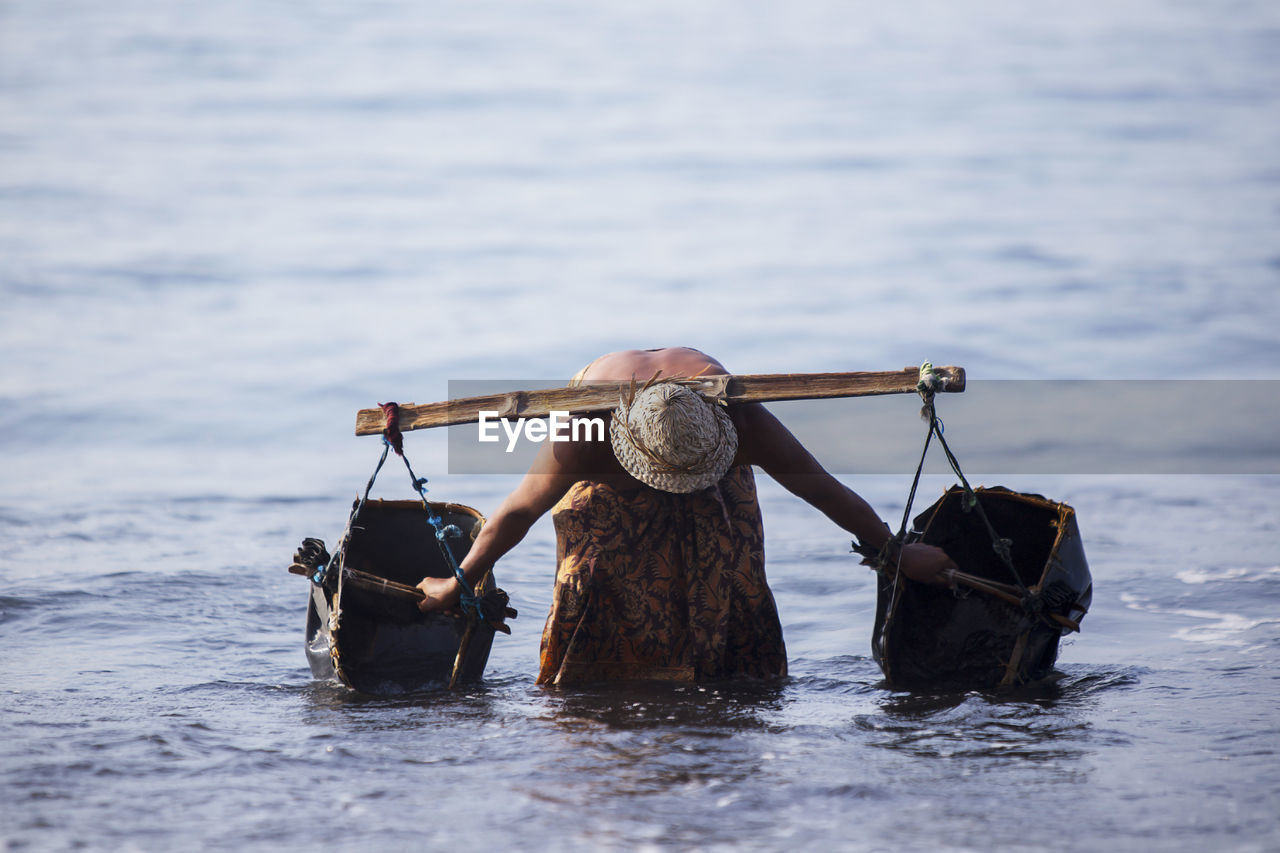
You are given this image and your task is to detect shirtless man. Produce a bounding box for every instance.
[417,347,957,634]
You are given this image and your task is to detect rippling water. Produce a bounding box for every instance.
[3,1,1279,850]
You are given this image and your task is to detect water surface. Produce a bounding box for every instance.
[2,1,1278,850]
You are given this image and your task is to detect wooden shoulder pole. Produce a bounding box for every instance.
[354,365,965,436]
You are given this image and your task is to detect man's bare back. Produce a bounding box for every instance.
[577,347,729,384]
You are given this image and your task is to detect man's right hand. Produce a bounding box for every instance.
[416,576,462,613]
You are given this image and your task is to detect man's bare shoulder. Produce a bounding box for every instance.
[582,347,728,382]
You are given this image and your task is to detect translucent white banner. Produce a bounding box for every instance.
[444,380,1280,475]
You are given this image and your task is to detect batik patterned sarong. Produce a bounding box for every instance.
[536,466,787,684]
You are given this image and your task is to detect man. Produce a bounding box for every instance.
[418,347,957,684]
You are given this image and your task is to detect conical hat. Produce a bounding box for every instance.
[610,382,738,493]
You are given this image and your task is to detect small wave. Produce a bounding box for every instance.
[1171,610,1280,647]
[1176,565,1280,585]
[0,589,96,621]
[166,494,337,506]
[862,664,1145,720]
[0,510,31,527]
[1053,664,1146,694]
[787,674,879,697]
[1120,592,1280,647]
[856,689,1120,761]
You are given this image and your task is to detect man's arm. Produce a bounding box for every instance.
[416,439,580,611]
[735,402,956,584]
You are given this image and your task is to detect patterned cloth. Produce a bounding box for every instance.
[536,465,788,684]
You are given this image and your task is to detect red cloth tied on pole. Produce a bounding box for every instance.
[379,402,404,456]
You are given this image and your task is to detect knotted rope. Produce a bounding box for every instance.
[378,402,484,623]
[913,371,1031,601]
[304,421,394,588]
[859,362,1065,627]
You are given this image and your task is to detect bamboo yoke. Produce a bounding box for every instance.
[353,365,967,435]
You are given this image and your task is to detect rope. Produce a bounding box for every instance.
[391,443,486,621]
[378,402,485,623]
[310,438,390,588]
[920,394,1031,600]
[886,361,946,550]
[379,401,404,456]
[865,362,1055,626]
[871,365,943,628]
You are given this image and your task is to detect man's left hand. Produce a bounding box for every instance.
[898,543,959,586]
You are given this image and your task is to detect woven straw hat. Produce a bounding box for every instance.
[610,381,738,493]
